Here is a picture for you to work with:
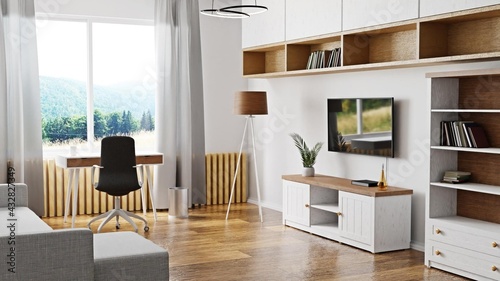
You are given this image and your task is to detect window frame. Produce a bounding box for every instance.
[36,15,154,157]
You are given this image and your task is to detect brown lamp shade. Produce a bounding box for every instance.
[234,91,268,115]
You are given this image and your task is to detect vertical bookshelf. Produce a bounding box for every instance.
[426,69,500,281]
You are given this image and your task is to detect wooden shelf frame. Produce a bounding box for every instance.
[243,5,500,78]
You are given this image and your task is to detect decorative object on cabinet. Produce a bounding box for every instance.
[377,163,388,191]
[282,174,412,253]
[201,0,267,19]
[426,68,500,280]
[243,5,500,78]
[289,133,323,177]
[226,91,267,222]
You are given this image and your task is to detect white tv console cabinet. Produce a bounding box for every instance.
[282,174,413,253]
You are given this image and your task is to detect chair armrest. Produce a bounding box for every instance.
[91,165,103,187]
[0,183,28,207]
[0,228,94,280]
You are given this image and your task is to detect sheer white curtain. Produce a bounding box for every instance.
[0,0,43,215]
[154,0,205,208]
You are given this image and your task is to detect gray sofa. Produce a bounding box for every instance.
[0,183,168,281]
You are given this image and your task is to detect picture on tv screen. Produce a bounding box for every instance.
[327,97,394,157]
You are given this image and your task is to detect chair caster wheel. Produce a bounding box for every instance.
[144,226,149,232]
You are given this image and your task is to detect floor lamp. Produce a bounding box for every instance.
[226,91,267,222]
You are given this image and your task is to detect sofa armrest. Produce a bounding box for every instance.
[0,183,28,207]
[0,228,94,281]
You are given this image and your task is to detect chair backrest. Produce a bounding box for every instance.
[96,136,141,196]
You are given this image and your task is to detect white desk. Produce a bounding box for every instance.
[55,152,163,227]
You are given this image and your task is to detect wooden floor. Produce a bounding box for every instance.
[43,203,469,281]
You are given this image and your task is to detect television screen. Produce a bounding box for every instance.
[327,97,394,157]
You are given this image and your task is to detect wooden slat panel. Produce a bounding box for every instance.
[78,169,85,215]
[218,154,224,204]
[211,155,218,204]
[85,168,93,214]
[241,153,247,203]
[224,153,230,204]
[236,154,242,203]
[230,153,236,203]
[206,155,212,205]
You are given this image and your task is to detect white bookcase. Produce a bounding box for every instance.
[282,174,412,253]
[426,69,500,280]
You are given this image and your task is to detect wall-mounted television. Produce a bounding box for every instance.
[327,97,394,158]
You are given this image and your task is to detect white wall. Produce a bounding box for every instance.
[199,0,248,153]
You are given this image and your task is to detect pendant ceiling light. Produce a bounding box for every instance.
[201,0,267,19]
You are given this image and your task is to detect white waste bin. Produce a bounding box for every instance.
[168,187,188,218]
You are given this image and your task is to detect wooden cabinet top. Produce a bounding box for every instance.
[282,174,413,197]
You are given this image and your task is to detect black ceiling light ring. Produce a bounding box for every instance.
[219,4,268,15]
[201,0,267,19]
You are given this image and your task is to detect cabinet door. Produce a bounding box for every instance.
[342,0,419,31]
[339,191,373,245]
[242,0,285,48]
[285,0,342,41]
[420,0,500,17]
[283,180,310,226]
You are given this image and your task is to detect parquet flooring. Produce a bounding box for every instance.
[43,203,469,281]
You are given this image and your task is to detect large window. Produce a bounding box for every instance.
[36,18,155,156]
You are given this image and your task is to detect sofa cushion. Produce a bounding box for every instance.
[94,232,169,281]
[0,207,52,236]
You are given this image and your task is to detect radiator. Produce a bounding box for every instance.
[205,153,247,205]
[42,159,153,218]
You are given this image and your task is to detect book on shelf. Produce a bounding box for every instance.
[439,121,489,148]
[351,179,378,187]
[468,126,489,148]
[441,170,471,184]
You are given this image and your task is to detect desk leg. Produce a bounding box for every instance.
[71,169,80,228]
[145,166,157,221]
[63,169,74,223]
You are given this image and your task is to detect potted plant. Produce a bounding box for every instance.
[290,133,323,177]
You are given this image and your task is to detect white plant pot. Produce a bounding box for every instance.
[302,167,315,177]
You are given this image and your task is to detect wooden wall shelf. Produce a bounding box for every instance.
[243,5,500,78]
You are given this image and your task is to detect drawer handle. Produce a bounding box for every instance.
[435,228,441,235]
[336,212,342,217]
[305,204,310,208]
[492,266,498,272]
[493,241,498,248]
[435,250,441,256]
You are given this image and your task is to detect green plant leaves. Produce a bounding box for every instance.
[290,133,323,168]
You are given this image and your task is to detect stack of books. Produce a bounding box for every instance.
[442,171,471,184]
[306,47,341,69]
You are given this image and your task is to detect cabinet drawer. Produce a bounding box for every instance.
[430,222,500,257]
[429,241,500,280]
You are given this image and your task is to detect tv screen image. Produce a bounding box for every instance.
[327,97,394,157]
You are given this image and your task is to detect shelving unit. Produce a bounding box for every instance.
[243,5,500,78]
[282,174,412,253]
[426,68,500,280]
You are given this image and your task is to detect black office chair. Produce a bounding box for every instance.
[88,136,149,233]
